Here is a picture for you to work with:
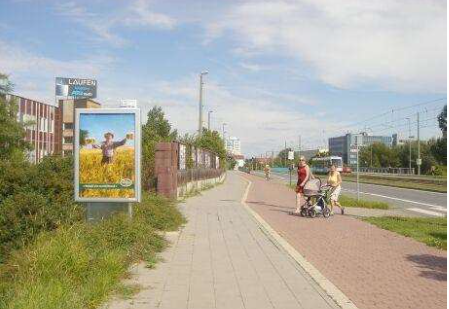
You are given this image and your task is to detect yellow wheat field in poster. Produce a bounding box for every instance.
[79,147,135,198]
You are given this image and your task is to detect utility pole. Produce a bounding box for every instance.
[355,134,362,202]
[298,135,301,159]
[406,117,412,174]
[417,112,421,175]
[198,71,208,137]
[284,141,287,167]
[207,110,213,131]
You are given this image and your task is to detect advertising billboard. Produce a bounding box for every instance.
[74,108,141,202]
[56,77,97,99]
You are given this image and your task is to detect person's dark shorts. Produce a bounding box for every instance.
[101,156,113,164]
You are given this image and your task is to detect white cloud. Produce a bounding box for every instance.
[206,0,447,93]
[124,0,176,29]
[239,62,266,72]
[54,0,176,47]
[0,40,115,103]
[97,76,330,156]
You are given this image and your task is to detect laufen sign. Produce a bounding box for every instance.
[55,77,97,99]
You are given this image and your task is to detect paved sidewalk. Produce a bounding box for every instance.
[106,172,339,309]
[241,172,447,309]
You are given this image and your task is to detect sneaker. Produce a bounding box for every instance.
[341,208,345,215]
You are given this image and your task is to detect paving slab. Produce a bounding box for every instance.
[105,172,339,309]
[241,172,447,309]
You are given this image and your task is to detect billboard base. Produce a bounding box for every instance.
[86,202,133,222]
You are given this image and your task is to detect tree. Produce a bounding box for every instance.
[0,73,13,94]
[438,105,447,135]
[141,106,178,190]
[429,138,447,165]
[430,105,447,165]
[359,143,399,168]
[195,128,226,167]
[79,130,89,146]
[397,141,436,174]
[0,74,31,160]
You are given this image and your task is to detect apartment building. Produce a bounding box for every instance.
[6,94,58,163]
[54,98,101,156]
[226,136,241,155]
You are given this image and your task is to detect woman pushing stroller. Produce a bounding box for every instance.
[293,156,310,214]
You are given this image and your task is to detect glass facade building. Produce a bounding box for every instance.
[329,133,393,166]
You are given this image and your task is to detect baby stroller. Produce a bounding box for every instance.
[300,178,332,218]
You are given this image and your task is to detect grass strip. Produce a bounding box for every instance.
[287,184,390,209]
[363,216,447,250]
[0,193,185,309]
[339,195,389,209]
[342,175,447,193]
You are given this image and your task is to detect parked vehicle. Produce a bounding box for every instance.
[342,166,352,173]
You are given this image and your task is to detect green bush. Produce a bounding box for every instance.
[0,193,184,309]
[0,191,82,261]
[136,194,186,231]
[0,156,82,261]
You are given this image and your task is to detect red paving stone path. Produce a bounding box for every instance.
[240,172,447,309]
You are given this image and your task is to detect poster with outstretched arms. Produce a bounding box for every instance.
[74,108,141,202]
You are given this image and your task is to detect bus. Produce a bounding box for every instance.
[310,156,343,174]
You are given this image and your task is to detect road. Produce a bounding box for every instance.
[257,169,447,217]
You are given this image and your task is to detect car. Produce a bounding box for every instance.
[342,166,352,173]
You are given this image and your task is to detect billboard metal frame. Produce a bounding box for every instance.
[74,108,141,203]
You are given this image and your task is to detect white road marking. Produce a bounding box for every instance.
[344,182,448,196]
[429,206,447,212]
[406,208,446,217]
[341,188,446,208]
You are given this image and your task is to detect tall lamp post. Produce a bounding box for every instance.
[198,71,208,137]
[208,110,213,131]
[222,122,227,148]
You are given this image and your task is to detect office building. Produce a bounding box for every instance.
[6,94,58,163]
[392,133,407,147]
[54,98,101,156]
[329,132,393,166]
[226,136,241,155]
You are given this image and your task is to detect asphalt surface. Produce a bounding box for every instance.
[256,170,447,217]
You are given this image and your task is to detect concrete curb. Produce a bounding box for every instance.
[240,177,359,309]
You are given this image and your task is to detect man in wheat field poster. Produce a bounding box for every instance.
[93,132,128,164]
[78,113,136,199]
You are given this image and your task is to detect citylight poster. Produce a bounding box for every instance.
[74,109,141,202]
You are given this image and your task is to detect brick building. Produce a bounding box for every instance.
[6,94,58,163]
[54,98,101,156]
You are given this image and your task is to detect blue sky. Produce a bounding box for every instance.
[79,113,135,147]
[0,0,446,156]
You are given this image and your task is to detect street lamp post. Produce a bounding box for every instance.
[208,110,213,131]
[355,134,363,202]
[198,71,208,137]
[222,122,227,148]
